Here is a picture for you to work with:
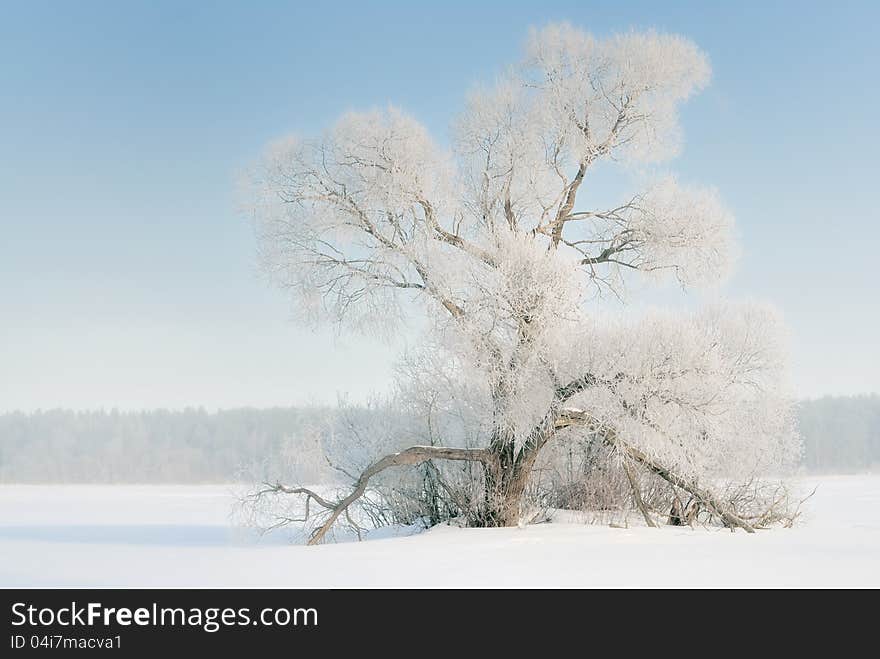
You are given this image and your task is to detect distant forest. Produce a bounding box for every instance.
[0,396,878,483]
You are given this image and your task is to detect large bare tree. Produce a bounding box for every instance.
[247,24,800,543]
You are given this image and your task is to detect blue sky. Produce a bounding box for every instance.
[1,1,878,411]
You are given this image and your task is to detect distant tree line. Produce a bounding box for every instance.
[0,396,877,483]
[797,395,880,472]
[0,407,336,484]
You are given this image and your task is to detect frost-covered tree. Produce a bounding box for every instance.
[247,24,801,543]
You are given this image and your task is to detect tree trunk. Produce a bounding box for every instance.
[482,431,547,527]
[494,470,531,527]
[481,461,528,527]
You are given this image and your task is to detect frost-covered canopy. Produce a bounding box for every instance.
[250,24,799,488]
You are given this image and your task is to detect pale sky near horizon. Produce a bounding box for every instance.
[1,1,878,412]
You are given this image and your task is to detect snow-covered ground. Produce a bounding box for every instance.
[1,476,877,587]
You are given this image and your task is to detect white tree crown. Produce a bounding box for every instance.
[248,24,799,482]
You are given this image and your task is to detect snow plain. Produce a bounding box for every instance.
[1,476,877,587]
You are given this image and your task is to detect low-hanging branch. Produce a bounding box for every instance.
[268,445,498,545]
[265,407,754,545]
[555,408,756,533]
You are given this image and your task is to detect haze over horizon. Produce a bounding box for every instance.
[2,1,878,413]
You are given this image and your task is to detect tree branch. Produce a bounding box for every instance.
[554,408,756,533]
[623,458,657,527]
[418,199,498,268]
[272,445,498,545]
